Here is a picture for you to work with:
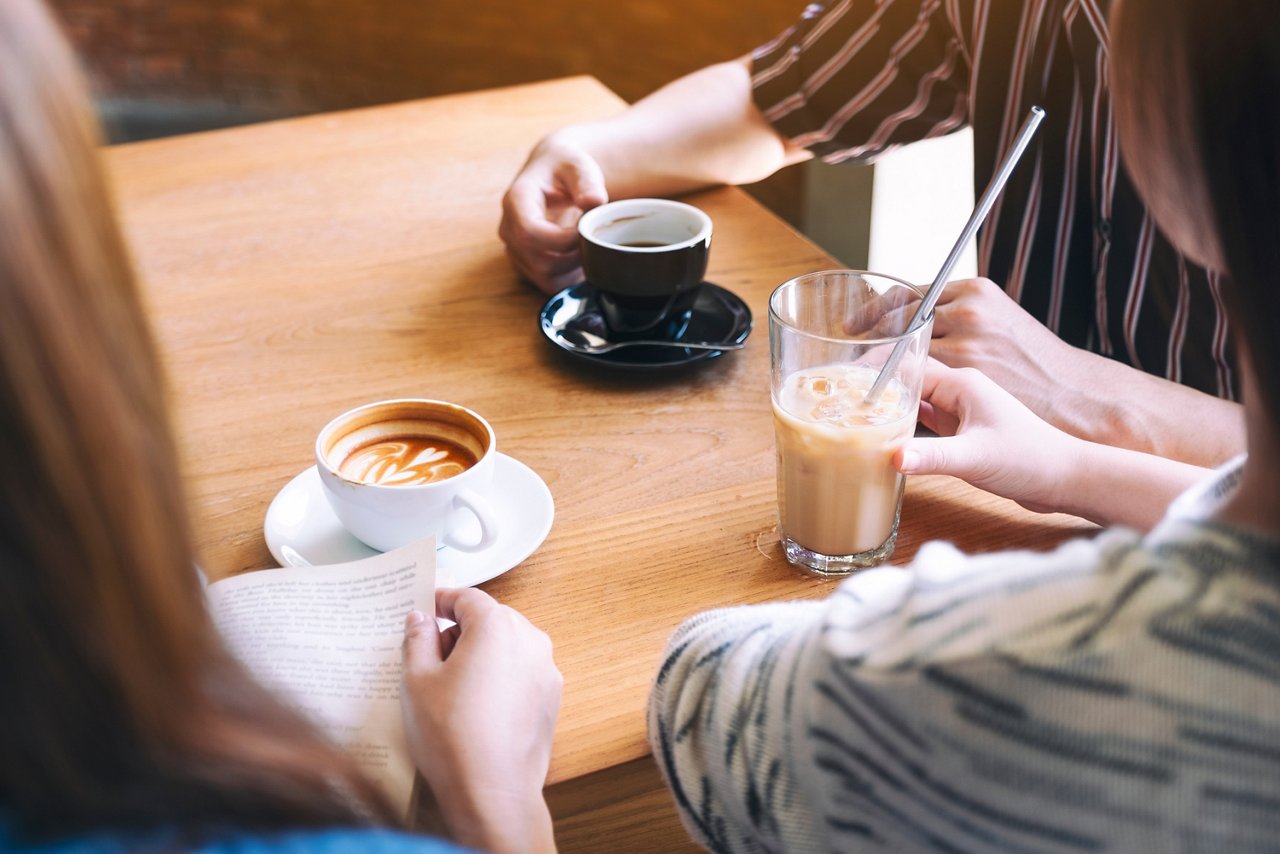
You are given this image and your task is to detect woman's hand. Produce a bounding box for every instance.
[401,588,562,854]
[896,359,1078,514]
[499,133,608,294]
[897,359,1211,529]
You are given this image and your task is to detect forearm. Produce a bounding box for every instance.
[1050,438,1212,530]
[544,58,808,199]
[1050,348,1245,467]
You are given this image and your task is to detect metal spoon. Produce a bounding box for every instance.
[553,326,744,355]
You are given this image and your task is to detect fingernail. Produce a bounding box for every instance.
[405,610,426,629]
[899,450,920,472]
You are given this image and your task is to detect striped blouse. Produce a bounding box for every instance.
[751,0,1238,401]
[648,460,1280,851]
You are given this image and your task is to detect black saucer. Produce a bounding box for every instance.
[539,282,752,370]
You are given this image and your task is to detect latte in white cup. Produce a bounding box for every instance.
[315,399,501,553]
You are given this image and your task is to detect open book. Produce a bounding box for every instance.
[204,539,435,814]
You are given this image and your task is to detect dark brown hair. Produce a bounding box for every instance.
[1111,0,1280,424]
[0,0,398,838]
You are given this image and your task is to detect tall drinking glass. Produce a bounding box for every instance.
[769,270,931,575]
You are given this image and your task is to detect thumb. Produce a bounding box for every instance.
[895,436,969,478]
[401,609,443,673]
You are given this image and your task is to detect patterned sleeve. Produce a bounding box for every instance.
[648,532,1150,852]
[751,0,973,163]
[648,600,830,852]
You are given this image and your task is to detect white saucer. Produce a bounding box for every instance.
[263,453,554,588]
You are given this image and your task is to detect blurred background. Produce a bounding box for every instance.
[48,0,973,281]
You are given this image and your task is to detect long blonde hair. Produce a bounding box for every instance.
[0,0,397,837]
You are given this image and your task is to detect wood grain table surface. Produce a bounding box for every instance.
[106,76,1096,851]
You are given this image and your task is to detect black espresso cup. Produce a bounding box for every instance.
[578,198,712,336]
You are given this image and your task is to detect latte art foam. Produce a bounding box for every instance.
[337,436,476,486]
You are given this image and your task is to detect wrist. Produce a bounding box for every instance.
[1030,344,1140,448]
[1055,384,1155,456]
[1041,434,1107,521]
[540,122,603,156]
[1039,347,1245,466]
[540,122,636,195]
[1030,431,1093,517]
[431,778,555,854]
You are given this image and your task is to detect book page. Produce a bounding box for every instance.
[205,539,435,814]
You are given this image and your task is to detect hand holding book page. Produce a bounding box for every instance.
[205,538,436,814]
[400,587,563,854]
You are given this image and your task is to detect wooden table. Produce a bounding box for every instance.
[107,76,1095,851]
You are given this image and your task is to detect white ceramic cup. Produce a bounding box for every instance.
[315,399,501,553]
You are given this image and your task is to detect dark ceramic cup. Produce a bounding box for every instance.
[578,198,713,336]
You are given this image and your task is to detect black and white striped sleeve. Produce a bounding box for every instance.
[648,600,829,853]
[647,532,1163,852]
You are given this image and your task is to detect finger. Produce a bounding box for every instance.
[894,443,920,474]
[915,399,958,437]
[504,247,535,284]
[931,281,964,307]
[925,335,964,364]
[930,301,991,340]
[916,360,995,419]
[536,247,582,279]
[929,279,988,337]
[545,265,586,294]
[554,152,608,211]
[505,246,583,294]
[895,435,977,478]
[929,306,954,338]
[928,337,992,374]
[913,410,941,438]
[863,300,921,338]
[930,297,979,339]
[401,609,443,673]
[439,623,462,659]
[930,277,989,306]
[435,586,498,625]
[502,183,581,253]
[505,243,572,287]
[916,358,960,408]
[498,197,583,256]
[505,245,550,290]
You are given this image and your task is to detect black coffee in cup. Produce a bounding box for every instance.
[577,199,712,335]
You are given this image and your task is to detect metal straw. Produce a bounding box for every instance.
[864,105,1046,404]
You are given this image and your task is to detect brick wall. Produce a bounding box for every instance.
[49,0,801,115]
[48,0,819,239]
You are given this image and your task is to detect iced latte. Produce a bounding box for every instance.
[773,363,917,563]
[769,270,930,573]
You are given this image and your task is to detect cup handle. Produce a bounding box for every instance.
[443,488,500,553]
